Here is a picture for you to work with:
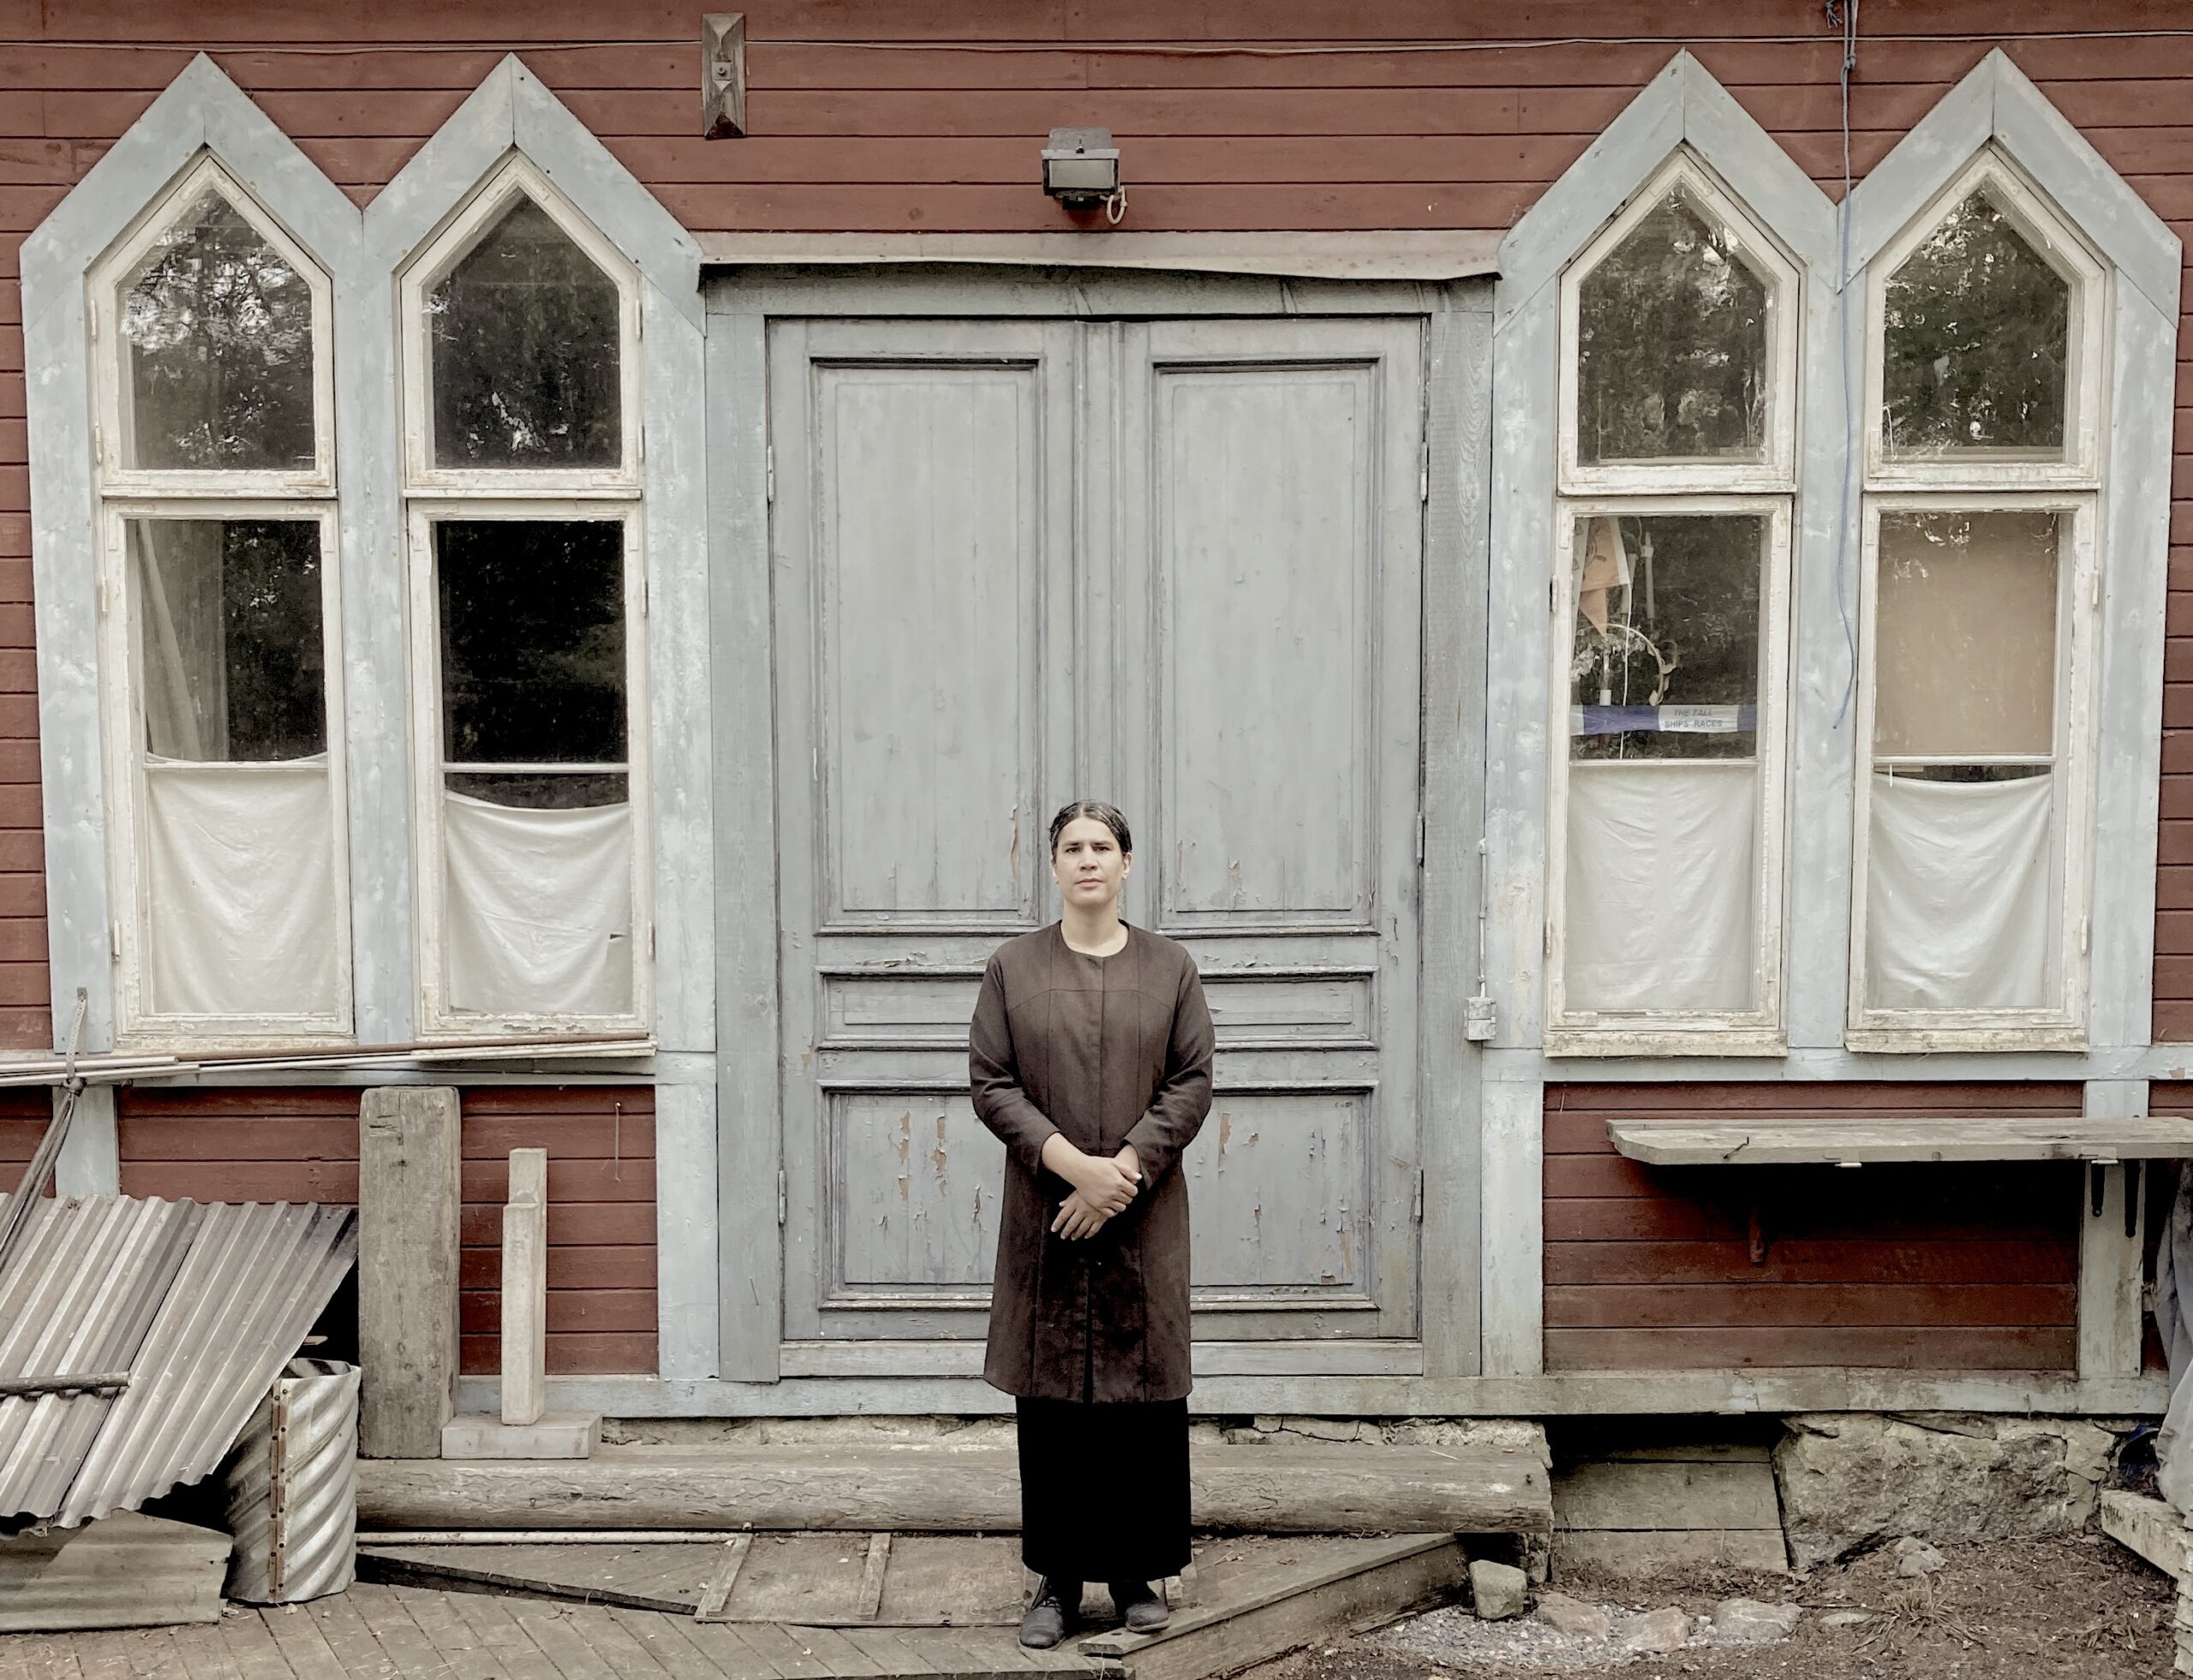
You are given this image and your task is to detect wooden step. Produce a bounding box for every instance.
[356,1443,1554,1540]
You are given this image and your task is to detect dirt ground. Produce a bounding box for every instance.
[1239,1533,2178,1680]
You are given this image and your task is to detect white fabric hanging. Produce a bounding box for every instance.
[1564,760,1759,1013]
[143,760,339,1018]
[442,792,633,1017]
[1865,772,2052,1011]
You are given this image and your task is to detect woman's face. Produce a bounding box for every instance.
[1053,816,1131,912]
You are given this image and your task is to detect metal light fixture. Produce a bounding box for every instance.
[1043,128,1125,220]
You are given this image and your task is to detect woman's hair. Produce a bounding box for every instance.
[1049,799,1132,858]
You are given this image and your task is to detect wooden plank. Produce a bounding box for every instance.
[499,1599,617,1680]
[211,1614,298,1680]
[338,1587,449,1680]
[553,1604,678,1679]
[2102,1490,2193,1576]
[835,1627,941,1676]
[780,1626,884,1677]
[696,1534,754,1621]
[254,1608,345,1680]
[297,1595,403,1678]
[601,1608,735,1680]
[1552,1460,1783,1532]
[734,1624,834,1680]
[1545,1239,2078,1287]
[676,1619,789,1679]
[1076,1534,1467,1680]
[1554,1529,1789,1575]
[390,1591,503,1680]
[358,1086,463,1458]
[359,1444,1552,1536]
[439,1591,566,1680]
[857,1535,892,1623]
[1544,1282,2077,1330]
[1605,1115,2193,1164]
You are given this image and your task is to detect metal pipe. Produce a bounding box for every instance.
[0,1372,130,1398]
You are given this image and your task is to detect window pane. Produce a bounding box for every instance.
[428,197,621,469]
[1873,510,2058,759]
[129,519,326,762]
[445,771,628,810]
[437,520,626,766]
[119,191,315,471]
[1569,513,1765,761]
[1575,188,1772,465]
[1882,192,2071,459]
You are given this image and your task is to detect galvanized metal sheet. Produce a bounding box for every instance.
[0,1194,357,1528]
[224,1357,360,1603]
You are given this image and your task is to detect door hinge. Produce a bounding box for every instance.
[1413,1169,1425,1222]
[1419,439,1430,504]
[765,445,775,504]
[1415,810,1426,866]
[776,1169,788,1225]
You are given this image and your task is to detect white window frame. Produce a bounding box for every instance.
[89,153,336,500]
[1558,152,1804,497]
[1863,148,2109,493]
[403,499,654,1037]
[398,155,642,498]
[1544,495,1795,1054]
[1545,147,1802,1055]
[99,500,354,1044]
[1846,503,2098,1053]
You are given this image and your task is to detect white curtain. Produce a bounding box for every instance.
[1564,760,1759,1013]
[1865,772,2052,1011]
[143,761,339,1017]
[443,792,633,1017]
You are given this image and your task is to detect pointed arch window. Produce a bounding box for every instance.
[1546,153,1800,1051]
[87,157,350,1040]
[1850,151,2105,1045]
[400,157,650,1034]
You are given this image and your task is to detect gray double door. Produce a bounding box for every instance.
[768,312,1431,1368]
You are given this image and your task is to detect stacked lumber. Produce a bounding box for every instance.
[2098,1491,2193,1672]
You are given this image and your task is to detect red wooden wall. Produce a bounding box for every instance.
[113,1085,657,1375]
[1545,1084,2084,1371]
[0,5,2186,1040]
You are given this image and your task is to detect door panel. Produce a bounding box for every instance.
[771,314,1425,1353]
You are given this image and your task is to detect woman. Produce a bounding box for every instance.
[968,799,1216,1650]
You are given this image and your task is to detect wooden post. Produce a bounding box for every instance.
[501,1148,548,1427]
[358,1087,462,1459]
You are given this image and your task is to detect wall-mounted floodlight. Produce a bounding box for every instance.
[1043,128,1125,218]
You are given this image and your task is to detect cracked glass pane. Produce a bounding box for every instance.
[1575,187,1772,465]
[128,518,326,762]
[1883,191,2071,459]
[119,190,315,471]
[427,196,621,469]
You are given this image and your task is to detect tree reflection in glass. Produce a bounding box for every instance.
[1576,187,1771,465]
[427,197,621,469]
[1883,191,2071,459]
[120,191,315,471]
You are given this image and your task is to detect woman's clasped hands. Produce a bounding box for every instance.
[1042,1135,1143,1240]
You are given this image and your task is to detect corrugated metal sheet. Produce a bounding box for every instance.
[0,1194,357,1529]
[0,1510,229,1633]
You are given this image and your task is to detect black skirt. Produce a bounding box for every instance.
[1015,1395,1192,1584]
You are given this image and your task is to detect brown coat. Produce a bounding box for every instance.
[969,921,1216,1402]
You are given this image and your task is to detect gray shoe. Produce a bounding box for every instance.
[1109,1580,1169,1633]
[1019,1578,1081,1649]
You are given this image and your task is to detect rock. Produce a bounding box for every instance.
[1712,1598,1801,1642]
[1774,1413,2125,1569]
[1892,1538,1946,1577]
[1467,1559,1528,1621]
[1534,1592,1611,1641]
[1820,1609,1875,1629]
[1618,1606,1693,1653]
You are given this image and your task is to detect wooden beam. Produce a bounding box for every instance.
[357,1444,1552,1537]
[1608,1114,2193,1166]
[359,1086,463,1459]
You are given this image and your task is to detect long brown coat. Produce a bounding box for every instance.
[969,921,1216,1402]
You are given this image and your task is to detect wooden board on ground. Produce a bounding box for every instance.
[359,1539,727,1611]
[2101,1490,2193,1578]
[1079,1534,1467,1680]
[1605,1115,2193,1165]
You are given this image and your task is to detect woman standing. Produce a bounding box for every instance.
[969,800,1216,1650]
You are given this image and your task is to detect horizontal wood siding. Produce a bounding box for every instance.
[1545,1083,2084,1372]
[0,3,2189,1046]
[116,1085,657,1375]
[0,1085,51,1191]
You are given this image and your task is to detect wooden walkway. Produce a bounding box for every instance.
[0,1583,1114,1679]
